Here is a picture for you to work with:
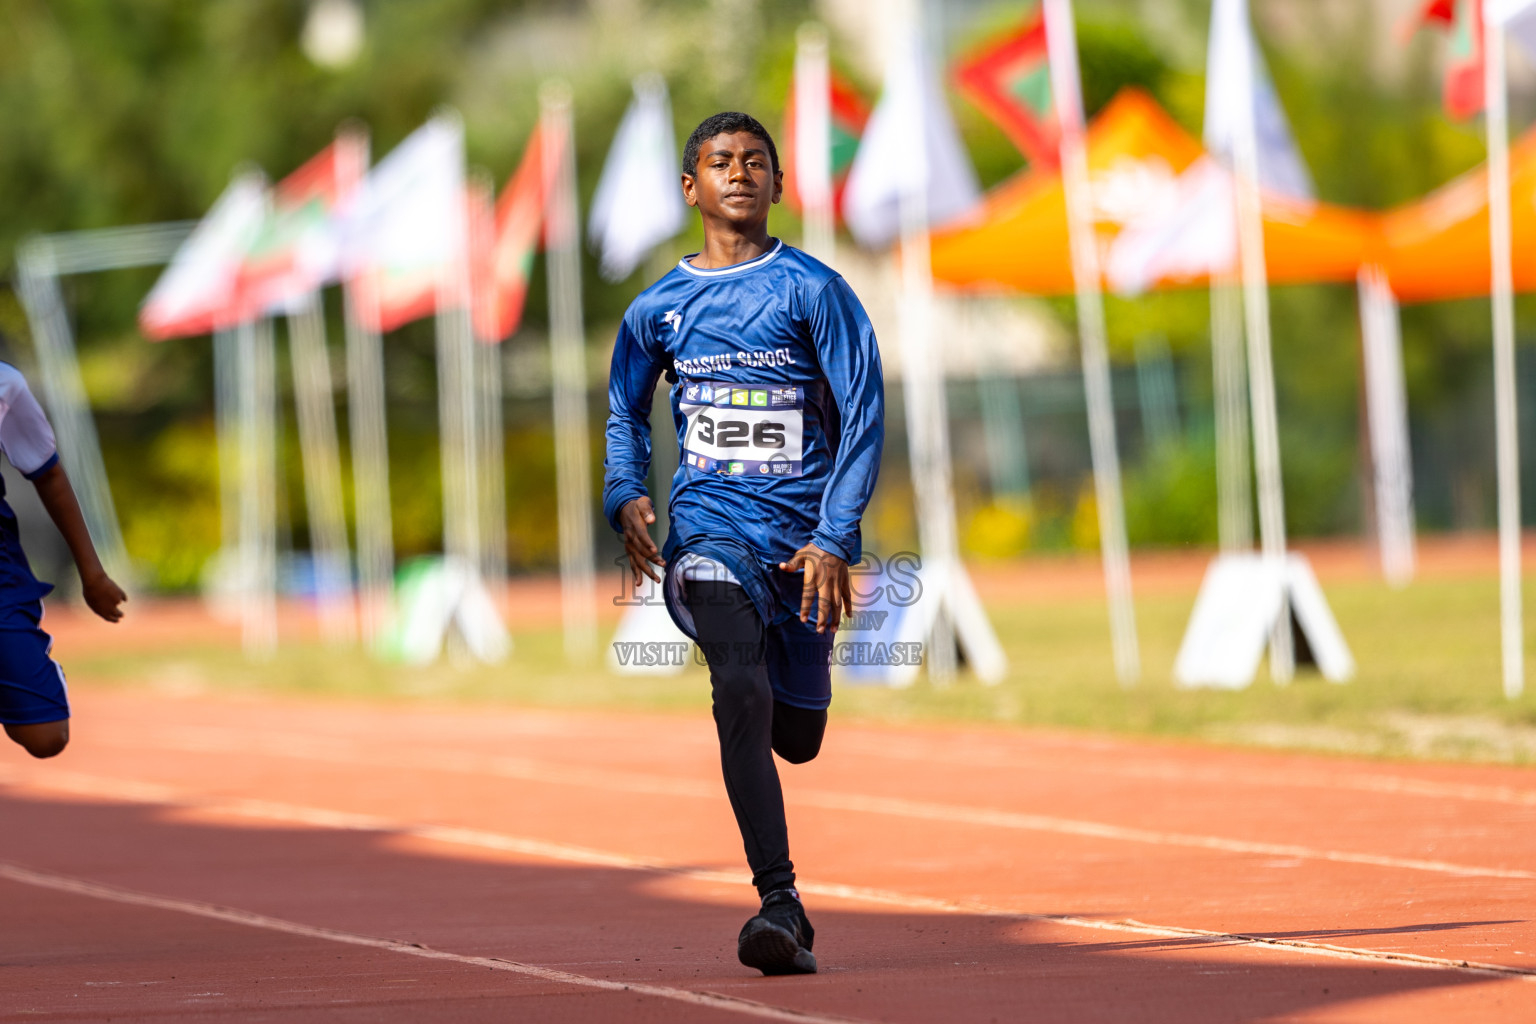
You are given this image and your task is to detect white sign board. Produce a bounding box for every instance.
[835,556,1006,688]
[1174,553,1354,689]
[384,556,510,665]
[607,573,691,676]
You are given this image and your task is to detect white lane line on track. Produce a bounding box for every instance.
[3,768,1533,981]
[92,727,1536,882]
[831,735,1536,809]
[793,790,1536,881]
[0,862,870,1024]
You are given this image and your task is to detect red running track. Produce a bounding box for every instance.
[1,686,1534,1022]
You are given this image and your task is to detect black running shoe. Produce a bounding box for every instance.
[737,888,817,975]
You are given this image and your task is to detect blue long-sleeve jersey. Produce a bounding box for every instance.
[603,240,885,628]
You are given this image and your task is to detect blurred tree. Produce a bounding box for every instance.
[0,0,1528,581]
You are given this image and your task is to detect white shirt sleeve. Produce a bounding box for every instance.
[0,364,59,478]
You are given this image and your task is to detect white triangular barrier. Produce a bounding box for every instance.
[835,555,1006,688]
[1174,553,1354,689]
[607,574,691,675]
[383,556,510,665]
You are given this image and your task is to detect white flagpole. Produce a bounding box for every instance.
[287,293,355,643]
[1211,272,1252,552]
[1485,14,1524,699]
[1043,0,1141,684]
[434,266,478,577]
[795,22,836,266]
[237,316,278,657]
[468,174,507,594]
[476,336,506,591]
[431,113,478,585]
[542,81,598,662]
[886,0,959,682]
[1358,266,1415,587]
[342,129,395,649]
[1228,0,1293,682]
[343,287,393,648]
[213,326,241,572]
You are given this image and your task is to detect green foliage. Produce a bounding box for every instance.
[0,1,1529,584]
[113,419,221,590]
[1124,439,1218,547]
[1076,16,1171,117]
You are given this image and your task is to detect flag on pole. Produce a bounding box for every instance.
[1403,0,1457,35]
[1204,0,1314,200]
[588,74,686,282]
[237,133,368,318]
[953,7,1060,168]
[1446,0,1487,118]
[140,173,268,340]
[342,115,467,332]
[782,69,870,219]
[842,42,982,248]
[1105,157,1237,297]
[1489,0,1536,59]
[1408,0,1486,119]
[472,121,562,343]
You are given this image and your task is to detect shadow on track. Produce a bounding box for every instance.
[0,790,1518,1023]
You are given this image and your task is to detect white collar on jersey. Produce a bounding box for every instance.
[676,238,784,278]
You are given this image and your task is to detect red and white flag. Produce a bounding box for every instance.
[472,120,563,343]
[341,115,467,332]
[140,173,267,340]
[236,132,367,317]
[782,67,870,219]
[1405,0,1485,120]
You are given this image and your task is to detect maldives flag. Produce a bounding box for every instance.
[472,120,559,343]
[1445,0,1485,119]
[1406,0,1484,119]
[341,116,467,333]
[781,71,870,219]
[237,132,367,317]
[140,172,267,340]
[953,7,1058,168]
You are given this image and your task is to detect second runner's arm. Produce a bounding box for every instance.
[602,318,668,586]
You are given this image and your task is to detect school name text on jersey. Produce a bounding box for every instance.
[674,348,796,377]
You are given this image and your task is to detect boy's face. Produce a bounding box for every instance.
[682,131,782,231]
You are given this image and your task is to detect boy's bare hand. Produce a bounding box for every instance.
[779,542,850,634]
[620,496,666,587]
[82,572,126,623]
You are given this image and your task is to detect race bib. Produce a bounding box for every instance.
[679,382,803,477]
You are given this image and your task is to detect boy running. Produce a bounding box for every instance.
[0,353,126,759]
[603,111,884,975]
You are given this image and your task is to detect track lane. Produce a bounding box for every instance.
[0,781,1524,1024]
[5,686,1535,1021]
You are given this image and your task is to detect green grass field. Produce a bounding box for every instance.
[67,568,1536,765]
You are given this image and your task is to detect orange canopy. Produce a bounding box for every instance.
[929,89,1380,296]
[1379,128,1536,304]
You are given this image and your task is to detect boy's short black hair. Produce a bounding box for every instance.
[682,112,779,177]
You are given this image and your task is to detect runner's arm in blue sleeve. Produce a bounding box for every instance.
[603,319,669,583]
[807,277,885,562]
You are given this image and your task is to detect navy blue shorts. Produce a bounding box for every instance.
[0,602,68,726]
[759,595,836,711]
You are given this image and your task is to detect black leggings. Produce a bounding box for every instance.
[684,580,827,896]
